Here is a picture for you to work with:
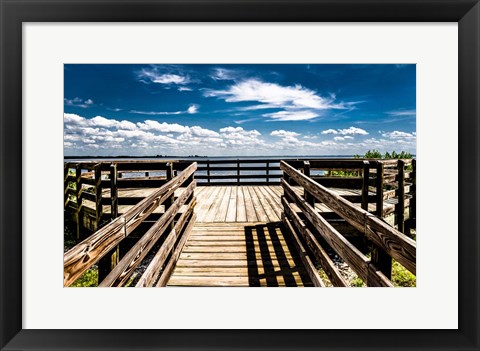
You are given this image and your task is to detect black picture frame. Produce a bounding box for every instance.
[1,1,479,350]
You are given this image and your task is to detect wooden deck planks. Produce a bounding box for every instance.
[167,223,314,287]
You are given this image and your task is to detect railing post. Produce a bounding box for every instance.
[207,160,211,185]
[397,160,406,233]
[303,161,315,207]
[145,171,149,177]
[166,162,175,231]
[64,163,69,208]
[266,161,269,184]
[94,163,103,231]
[237,159,240,185]
[75,164,82,239]
[410,159,416,229]
[371,161,391,282]
[370,245,392,282]
[110,164,118,219]
[361,161,370,211]
[98,163,119,283]
[376,161,384,217]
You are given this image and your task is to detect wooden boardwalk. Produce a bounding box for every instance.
[64,159,416,288]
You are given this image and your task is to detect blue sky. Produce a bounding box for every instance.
[64,64,416,156]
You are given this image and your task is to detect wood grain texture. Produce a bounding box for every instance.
[136,199,196,287]
[63,163,197,286]
[282,197,348,287]
[281,161,416,275]
[98,182,195,287]
[282,180,392,287]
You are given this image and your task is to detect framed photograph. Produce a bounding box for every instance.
[1,0,479,350]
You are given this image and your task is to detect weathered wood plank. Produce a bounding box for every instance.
[225,186,238,222]
[98,182,195,287]
[243,186,258,222]
[281,161,416,275]
[282,180,393,287]
[246,187,269,222]
[136,199,196,287]
[282,197,348,287]
[236,187,247,222]
[214,186,231,222]
[155,214,197,287]
[63,163,197,286]
[203,186,227,222]
[282,215,324,287]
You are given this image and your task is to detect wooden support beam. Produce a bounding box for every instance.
[303,161,315,207]
[282,214,325,287]
[156,213,197,287]
[361,161,370,211]
[98,163,119,283]
[110,163,118,219]
[237,159,240,185]
[99,182,196,287]
[280,161,416,275]
[376,161,384,217]
[207,160,211,185]
[136,198,196,287]
[64,162,198,286]
[397,159,406,233]
[282,180,393,287]
[75,165,82,239]
[266,161,270,184]
[282,197,347,287]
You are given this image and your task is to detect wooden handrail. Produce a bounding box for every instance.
[63,162,197,286]
[280,161,416,275]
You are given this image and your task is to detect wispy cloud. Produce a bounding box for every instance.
[137,66,198,90]
[386,109,416,117]
[130,104,199,116]
[210,67,245,81]
[64,97,94,108]
[204,79,356,121]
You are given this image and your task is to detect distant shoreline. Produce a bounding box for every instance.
[64,154,357,160]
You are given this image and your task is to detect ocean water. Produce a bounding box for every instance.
[66,155,353,183]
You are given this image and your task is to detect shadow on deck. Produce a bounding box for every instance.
[168,222,313,287]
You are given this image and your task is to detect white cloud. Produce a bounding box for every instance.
[204,78,355,122]
[270,130,300,137]
[64,97,94,108]
[205,79,342,109]
[382,130,416,139]
[338,127,368,135]
[137,120,190,133]
[322,126,368,136]
[321,129,338,135]
[187,104,198,114]
[178,87,193,92]
[138,67,191,86]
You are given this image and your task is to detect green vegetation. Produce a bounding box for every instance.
[391,260,416,287]
[70,268,98,287]
[353,149,413,160]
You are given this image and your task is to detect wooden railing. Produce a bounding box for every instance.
[280,161,416,287]
[193,159,282,185]
[63,162,197,287]
[64,160,192,238]
[284,158,416,234]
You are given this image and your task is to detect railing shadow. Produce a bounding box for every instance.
[244,222,313,287]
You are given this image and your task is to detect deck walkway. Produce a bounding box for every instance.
[168,186,312,287]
